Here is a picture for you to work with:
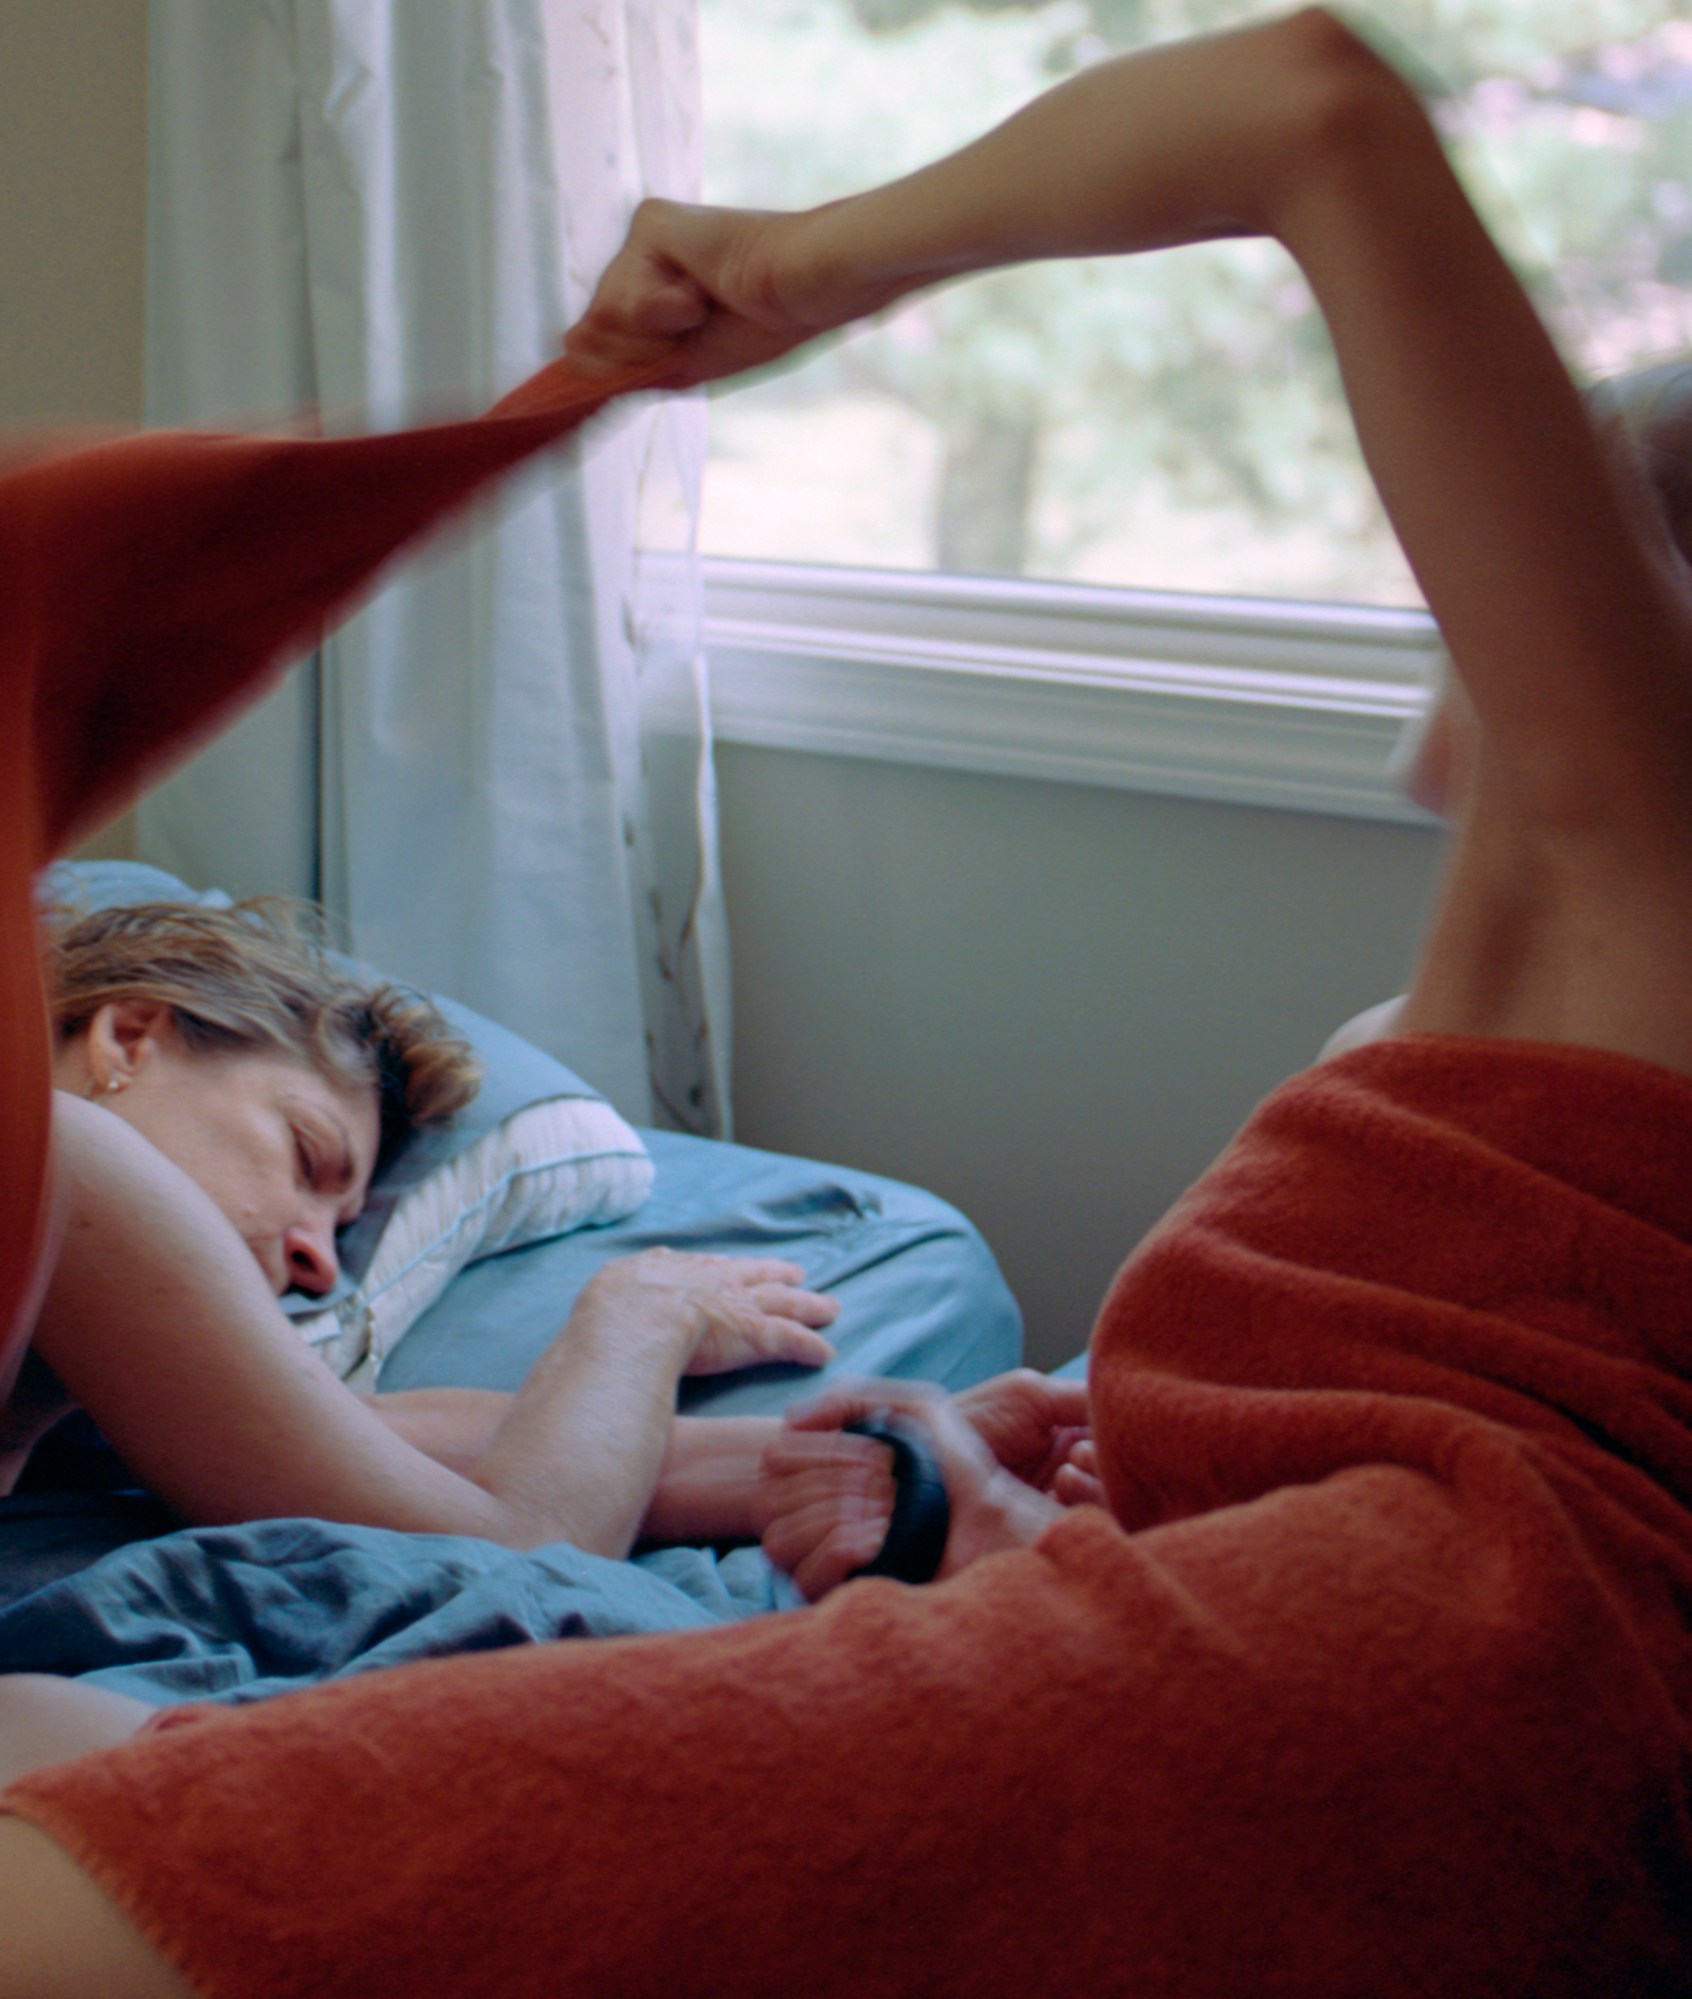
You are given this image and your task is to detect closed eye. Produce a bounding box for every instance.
[281,1093,366,1219]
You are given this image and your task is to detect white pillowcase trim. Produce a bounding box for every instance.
[296,1096,654,1391]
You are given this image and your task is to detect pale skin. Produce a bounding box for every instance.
[6,5,1692,1985]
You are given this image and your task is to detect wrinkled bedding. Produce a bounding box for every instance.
[0,1513,788,1705]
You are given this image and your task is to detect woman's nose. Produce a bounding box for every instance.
[283,1217,341,1296]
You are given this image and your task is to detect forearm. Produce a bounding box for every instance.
[1262,38,1692,797]
[359,1389,511,1479]
[472,1315,694,1559]
[639,1415,781,1547]
[775,10,1690,797]
[362,1400,785,1550]
[768,13,1332,329]
[37,1098,684,1553]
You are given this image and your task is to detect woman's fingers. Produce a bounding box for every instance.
[747,1282,840,1329]
[679,1275,838,1375]
[1051,1439,1108,1509]
[759,1430,896,1600]
[742,1317,837,1370]
[581,1250,835,1374]
[562,199,822,390]
[765,1504,887,1601]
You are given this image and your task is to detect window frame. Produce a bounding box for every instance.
[704,556,1442,825]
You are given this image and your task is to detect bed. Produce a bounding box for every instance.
[0,860,1021,1700]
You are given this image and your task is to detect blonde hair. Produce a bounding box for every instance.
[46,897,481,1159]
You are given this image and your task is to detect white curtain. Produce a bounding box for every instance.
[139,0,729,1134]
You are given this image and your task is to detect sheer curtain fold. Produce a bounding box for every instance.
[139,0,728,1133]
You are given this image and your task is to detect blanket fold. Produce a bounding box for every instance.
[9,1035,1692,1996]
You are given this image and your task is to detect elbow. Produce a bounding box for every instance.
[1270,7,1415,105]
[1256,8,1440,226]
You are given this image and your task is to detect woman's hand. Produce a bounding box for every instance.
[949,1368,1101,1503]
[760,1375,1074,1602]
[572,1248,838,1377]
[561,198,903,391]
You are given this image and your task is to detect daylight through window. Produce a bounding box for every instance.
[700,0,1692,609]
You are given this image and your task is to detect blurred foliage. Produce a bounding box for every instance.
[701,0,1692,600]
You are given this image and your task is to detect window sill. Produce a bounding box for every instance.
[703,557,1443,826]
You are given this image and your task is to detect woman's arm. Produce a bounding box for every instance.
[758,1372,1102,1600]
[29,1096,836,1555]
[573,5,1692,1070]
[362,1404,792,1549]
[359,1388,511,1479]
[360,1382,1095,1557]
[568,9,1692,834]
[638,1416,781,1546]
[760,1379,1069,1602]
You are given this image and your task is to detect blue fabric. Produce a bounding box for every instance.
[384,1128,1022,1415]
[0,1512,791,1705]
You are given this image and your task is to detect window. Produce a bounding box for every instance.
[701,0,1690,604]
[697,1,1692,814]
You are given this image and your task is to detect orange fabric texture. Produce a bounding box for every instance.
[9,1036,1692,1996]
[0,359,653,1388]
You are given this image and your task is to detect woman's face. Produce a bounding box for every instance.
[76,1007,381,1297]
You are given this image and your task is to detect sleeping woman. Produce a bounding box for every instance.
[3,9,1692,1994]
[10,890,842,1555]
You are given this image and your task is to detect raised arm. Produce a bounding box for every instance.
[569,5,1692,1073]
[567,8,1692,839]
[30,1096,836,1556]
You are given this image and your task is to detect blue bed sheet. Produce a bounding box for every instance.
[382,1127,1021,1414]
[0,1514,791,1706]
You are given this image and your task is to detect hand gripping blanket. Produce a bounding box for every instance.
[8,1035,1692,1997]
[0,354,657,1399]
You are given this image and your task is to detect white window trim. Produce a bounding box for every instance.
[704,556,1444,826]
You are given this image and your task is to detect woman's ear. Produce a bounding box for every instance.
[84,1000,177,1097]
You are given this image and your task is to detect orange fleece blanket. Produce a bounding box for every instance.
[9,1035,1692,1997]
[0,356,654,1394]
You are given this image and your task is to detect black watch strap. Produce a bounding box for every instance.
[843,1412,952,1585]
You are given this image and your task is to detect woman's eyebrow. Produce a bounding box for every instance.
[284,1096,360,1191]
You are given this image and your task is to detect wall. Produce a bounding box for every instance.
[720,743,1444,1368]
[0,0,148,427]
[0,0,148,860]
